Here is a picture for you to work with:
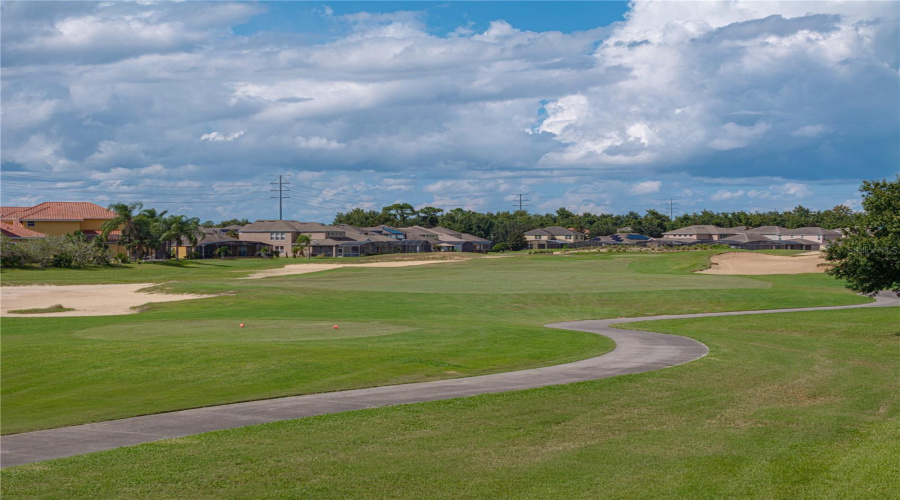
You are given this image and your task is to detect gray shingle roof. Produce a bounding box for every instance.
[525,226,580,237]
[663,225,741,236]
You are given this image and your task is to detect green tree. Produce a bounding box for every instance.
[101,202,146,260]
[162,215,201,260]
[293,234,311,258]
[213,246,231,260]
[416,207,444,227]
[825,177,900,295]
[381,203,417,226]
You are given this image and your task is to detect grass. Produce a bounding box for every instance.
[7,304,74,314]
[3,307,897,498]
[0,251,872,435]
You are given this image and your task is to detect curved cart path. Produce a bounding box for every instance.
[2,293,896,468]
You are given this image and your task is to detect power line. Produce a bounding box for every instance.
[511,193,529,212]
[271,174,290,220]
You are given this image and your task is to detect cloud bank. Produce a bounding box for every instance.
[1,1,896,220]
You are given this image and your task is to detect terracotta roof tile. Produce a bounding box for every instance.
[1,207,29,219]
[0,222,46,239]
[13,202,117,221]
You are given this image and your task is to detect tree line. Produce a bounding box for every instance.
[333,203,860,251]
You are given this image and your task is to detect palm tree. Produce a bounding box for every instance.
[292,234,311,258]
[137,208,168,259]
[213,246,231,260]
[101,202,144,260]
[162,215,201,260]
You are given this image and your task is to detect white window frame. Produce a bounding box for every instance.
[270,232,286,241]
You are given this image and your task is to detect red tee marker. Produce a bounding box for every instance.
[240,324,245,328]
[333,325,339,329]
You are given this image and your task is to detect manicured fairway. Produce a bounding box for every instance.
[0,251,871,436]
[3,307,896,498]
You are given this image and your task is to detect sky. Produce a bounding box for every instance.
[1,1,898,223]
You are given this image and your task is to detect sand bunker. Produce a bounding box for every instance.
[1,284,215,317]
[698,252,829,275]
[242,258,464,280]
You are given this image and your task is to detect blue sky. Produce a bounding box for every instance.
[1,1,897,222]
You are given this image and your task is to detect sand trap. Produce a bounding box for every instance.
[242,259,464,280]
[698,252,829,275]
[1,284,215,317]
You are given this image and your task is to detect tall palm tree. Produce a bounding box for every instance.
[101,202,144,259]
[292,234,311,258]
[137,208,168,259]
[162,215,201,260]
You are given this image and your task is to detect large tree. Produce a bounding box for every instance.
[825,177,899,295]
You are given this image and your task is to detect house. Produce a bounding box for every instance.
[716,232,789,250]
[175,228,274,258]
[364,226,407,240]
[0,222,47,242]
[0,202,126,253]
[238,220,349,257]
[397,226,491,252]
[524,226,586,250]
[744,226,841,247]
[570,232,657,249]
[661,225,743,242]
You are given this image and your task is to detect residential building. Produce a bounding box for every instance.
[238,220,348,257]
[524,226,586,250]
[0,222,47,242]
[399,225,492,253]
[0,202,125,253]
[661,225,743,242]
[744,226,842,246]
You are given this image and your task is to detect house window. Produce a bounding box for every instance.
[271,232,285,241]
[534,235,542,240]
[26,221,35,227]
[565,235,572,239]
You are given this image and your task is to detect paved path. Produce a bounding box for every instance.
[2,293,896,468]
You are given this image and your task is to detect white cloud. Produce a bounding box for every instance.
[708,122,771,151]
[296,136,345,150]
[629,181,661,195]
[792,124,827,137]
[711,189,746,201]
[200,131,244,142]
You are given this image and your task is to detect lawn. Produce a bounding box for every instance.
[3,307,896,498]
[0,251,872,435]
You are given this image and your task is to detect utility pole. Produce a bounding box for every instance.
[512,193,529,212]
[669,199,674,220]
[270,175,291,220]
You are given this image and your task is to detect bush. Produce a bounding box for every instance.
[491,243,509,252]
[0,235,112,268]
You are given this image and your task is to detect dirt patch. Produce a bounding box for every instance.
[697,252,829,275]
[241,258,466,280]
[0,284,215,317]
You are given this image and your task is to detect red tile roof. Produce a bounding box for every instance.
[12,202,117,221]
[1,207,28,219]
[0,222,46,239]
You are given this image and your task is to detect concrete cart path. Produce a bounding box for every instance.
[2,292,897,468]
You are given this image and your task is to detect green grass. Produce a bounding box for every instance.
[0,251,871,438]
[0,251,872,435]
[7,304,74,314]
[3,307,897,498]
